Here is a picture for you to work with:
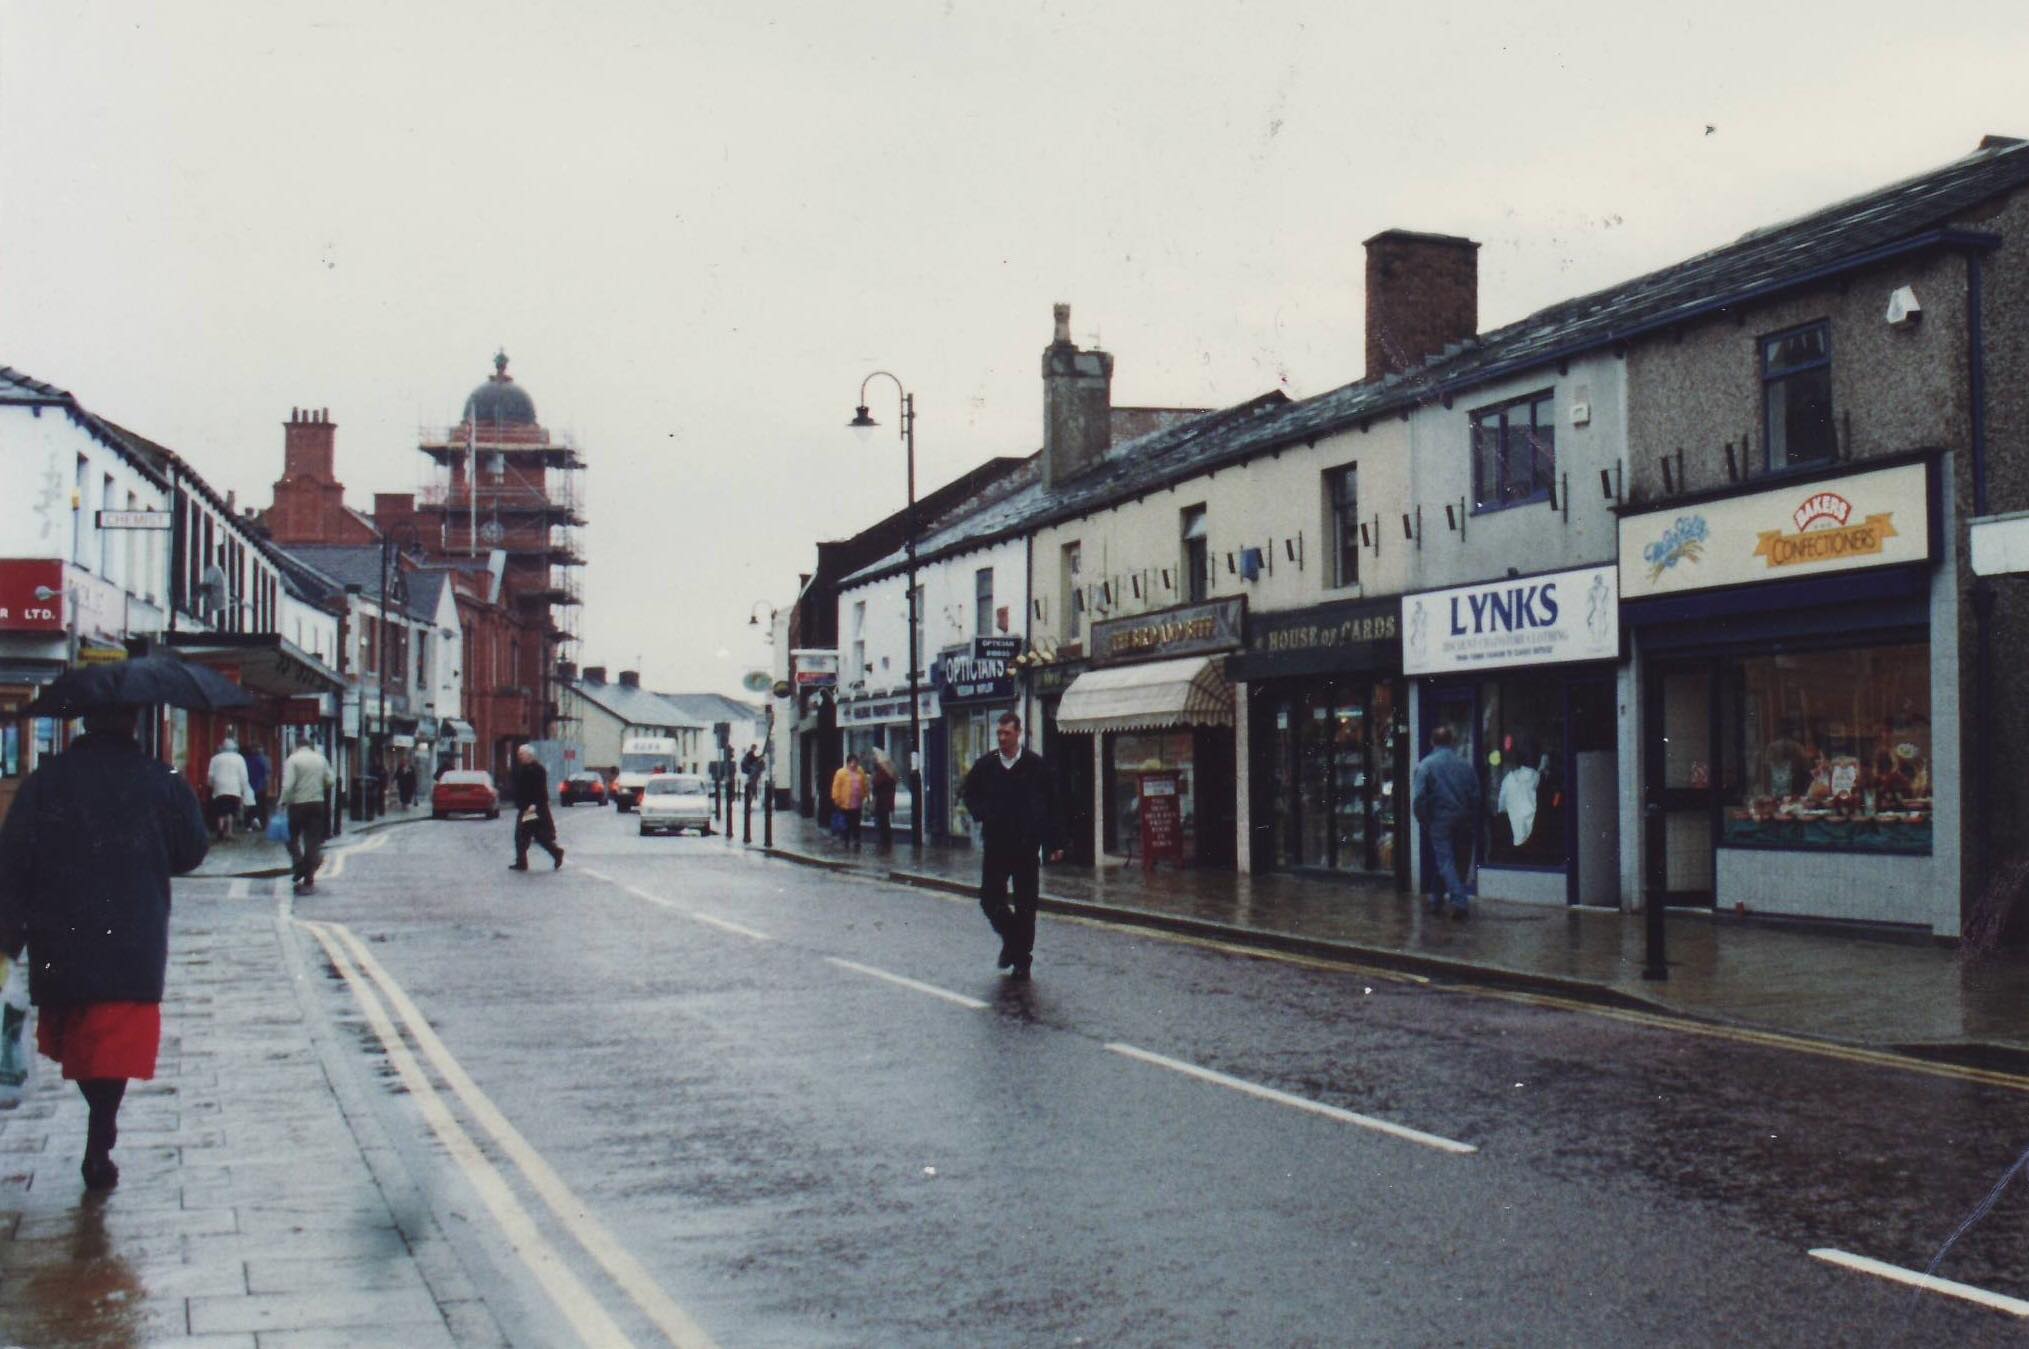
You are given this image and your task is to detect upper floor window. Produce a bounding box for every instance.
[1181,506,1210,602]
[975,567,995,635]
[851,600,867,679]
[1326,464,1359,589]
[1471,391,1555,512]
[1061,541,1082,640]
[1762,321,1834,469]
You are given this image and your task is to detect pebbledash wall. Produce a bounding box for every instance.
[1620,237,1988,937]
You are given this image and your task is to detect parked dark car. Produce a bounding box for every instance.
[560,770,609,807]
[431,769,500,820]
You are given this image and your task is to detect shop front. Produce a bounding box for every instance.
[1056,597,1243,868]
[936,636,1021,842]
[162,632,345,813]
[834,685,938,833]
[1403,563,1623,907]
[1229,596,1407,884]
[1617,454,1950,931]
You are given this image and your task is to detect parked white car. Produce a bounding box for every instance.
[638,773,714,837]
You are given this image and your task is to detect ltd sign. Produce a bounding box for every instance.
[0,559,64,633]
[1402,565,1619,676]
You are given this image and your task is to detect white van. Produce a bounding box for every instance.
[614,736,680,812]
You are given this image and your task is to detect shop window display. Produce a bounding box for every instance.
[1476,678,1568,867]
[1111,730,1196,864]
[1263,680,1404,874]
[1723,643,1930,853]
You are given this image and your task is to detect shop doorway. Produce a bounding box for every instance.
[1417,686,1479,903]
[1042,711,1095,866]
[1643,661,1717,907]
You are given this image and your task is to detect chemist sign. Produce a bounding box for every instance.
[1401,564,1619,676]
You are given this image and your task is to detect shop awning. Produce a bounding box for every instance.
[440,718,476,743]
[1054,656,1233,733]
[159,633,344,697]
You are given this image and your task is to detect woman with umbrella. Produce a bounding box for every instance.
[0,657,228,1191]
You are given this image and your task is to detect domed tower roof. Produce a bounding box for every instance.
[463,350,537,426]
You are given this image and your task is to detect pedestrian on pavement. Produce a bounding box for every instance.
[206,738,252,842]
[277,734,335,894]
[509,744,564,871]
[245,743,272,831]
[830,754,867,850]
[395,759,418,811]
[741,745,764,804]
[870,750,898,850]
[0,706,209,1192]
[959,712,1064,981]
[1412,725,1481,920]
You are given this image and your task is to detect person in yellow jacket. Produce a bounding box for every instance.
[830,754,868,850]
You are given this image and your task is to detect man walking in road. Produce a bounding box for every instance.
[1412,725,1481,920]
[509,744,564,871]
[277,735,334,894]
[960,712,1063,981]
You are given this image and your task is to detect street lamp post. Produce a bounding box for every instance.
[849,373,922,850]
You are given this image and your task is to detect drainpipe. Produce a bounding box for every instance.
[1966,251,1994,916]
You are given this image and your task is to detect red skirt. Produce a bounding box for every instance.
[36,1003,162,1082]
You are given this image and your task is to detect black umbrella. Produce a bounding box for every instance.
[25,655,258,717]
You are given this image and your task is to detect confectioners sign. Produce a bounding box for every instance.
[1401,565,1619,676]
[1618,460,1932,601]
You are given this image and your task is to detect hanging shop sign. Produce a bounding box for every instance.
[1402,564,1619,676]
[1091,596,1245,667]
[0,559,64,632]
[1618,459,1933,602]
[934,637,1021,704]
[790,649,839,688]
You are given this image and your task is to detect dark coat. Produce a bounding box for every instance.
[0,732,208,1006]
[960,749,1063,858]
[510,760,554,819]
[1412,746,1481,827]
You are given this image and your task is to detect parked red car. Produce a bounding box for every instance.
[559,771,609,807]
[432,769,500,820]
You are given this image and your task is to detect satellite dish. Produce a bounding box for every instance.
[742,669,772,694]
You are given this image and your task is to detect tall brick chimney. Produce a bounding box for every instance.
[1042,304,1114,489]
[373,493,418,540]
[1363,231,1479,382]
[283,407,337,481]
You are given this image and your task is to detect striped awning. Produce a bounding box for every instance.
[1054,656,1233,733]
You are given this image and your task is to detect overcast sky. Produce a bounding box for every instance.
[4,2,2024,695]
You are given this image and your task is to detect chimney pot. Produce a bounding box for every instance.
[1053,303,1072,345]
[582,665,607,684]
[618,669,641,688]
[1041,304,1113,490]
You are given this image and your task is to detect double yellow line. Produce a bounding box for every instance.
[301,919,715,1349]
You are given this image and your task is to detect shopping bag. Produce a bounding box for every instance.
[0,956,32,1108]
[265,813,291,844]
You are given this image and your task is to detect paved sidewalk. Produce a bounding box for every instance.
[189,799,434,880]
[755,813,2029,1055]
[0,882,507,1347]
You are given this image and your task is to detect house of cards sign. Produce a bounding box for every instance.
[1401,564,1619,676]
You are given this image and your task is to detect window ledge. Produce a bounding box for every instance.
[1469,490,1553,518]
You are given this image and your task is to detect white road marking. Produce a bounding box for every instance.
[301,922,639,1348]
[319,921,716,1349]
[318,830,390,880]
[824,958,988,1011]
[1104,1042,1477,1155]
[1808,1249,2029,1318]
[578,868,771,941]
[687,912,771,941]
[226,879,250,900]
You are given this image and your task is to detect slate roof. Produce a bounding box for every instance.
[406,569,453,624]
[277,544,443,619]
[842,137,2029,588]
[656,692,765,730]
[0,367,73,404]
[566,680,708,730]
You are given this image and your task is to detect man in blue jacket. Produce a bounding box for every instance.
[960,712,1064,981]
[1412,724,1481,920]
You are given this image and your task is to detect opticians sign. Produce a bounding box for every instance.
[1618,459,1932,601]
[1402,564,1619,676]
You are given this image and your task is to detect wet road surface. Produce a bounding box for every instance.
[285,805,2029,1345]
